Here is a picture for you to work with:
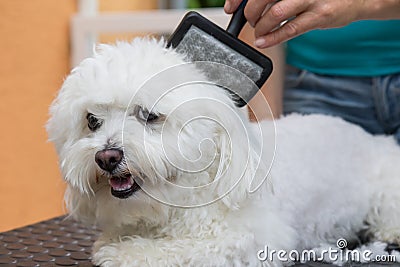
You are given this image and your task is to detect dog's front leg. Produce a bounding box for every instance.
[92,233,275,267]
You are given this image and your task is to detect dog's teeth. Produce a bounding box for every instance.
[108,175,134,191]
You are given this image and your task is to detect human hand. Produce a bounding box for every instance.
[224,0,400,48]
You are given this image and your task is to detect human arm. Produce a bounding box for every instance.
[225,0,400,48]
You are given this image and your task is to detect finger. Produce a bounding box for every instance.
[254,0,309,38]
[244,0,278,27]
[254,13,319,48]
[224,0,244,14]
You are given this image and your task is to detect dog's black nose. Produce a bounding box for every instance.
[95,149,123,172]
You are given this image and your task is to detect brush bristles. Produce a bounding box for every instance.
[175,26,262,104]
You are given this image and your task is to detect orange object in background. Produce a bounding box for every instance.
[0,0,157,232]
[99,0,157,11]
[0,0,75,232]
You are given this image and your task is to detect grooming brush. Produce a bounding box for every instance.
[167,0,273,107]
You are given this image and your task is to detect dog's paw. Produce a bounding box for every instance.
[374,229,400,245]
[92,242,151,267]
[92,244,123,267]
[92,239,159,267]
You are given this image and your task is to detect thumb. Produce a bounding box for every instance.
[224,0,243,14]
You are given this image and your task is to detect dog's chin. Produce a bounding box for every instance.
[108,174,141,199]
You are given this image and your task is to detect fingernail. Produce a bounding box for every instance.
[254,38,266,47]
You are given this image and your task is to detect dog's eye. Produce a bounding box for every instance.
[137,107,159,123]
[86,113,102,131]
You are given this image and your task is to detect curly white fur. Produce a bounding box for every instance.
[47,38,400,267]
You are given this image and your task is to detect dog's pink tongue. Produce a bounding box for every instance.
[109,176,133,191]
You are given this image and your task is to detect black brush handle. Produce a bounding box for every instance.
[226,0,248,37]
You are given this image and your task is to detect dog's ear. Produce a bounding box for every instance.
[211,109,264,209]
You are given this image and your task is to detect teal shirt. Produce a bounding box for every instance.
[286,20,400,76]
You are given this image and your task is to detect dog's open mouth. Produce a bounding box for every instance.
[108,174,141,199]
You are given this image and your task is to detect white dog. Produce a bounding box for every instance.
[47,38,400,267]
